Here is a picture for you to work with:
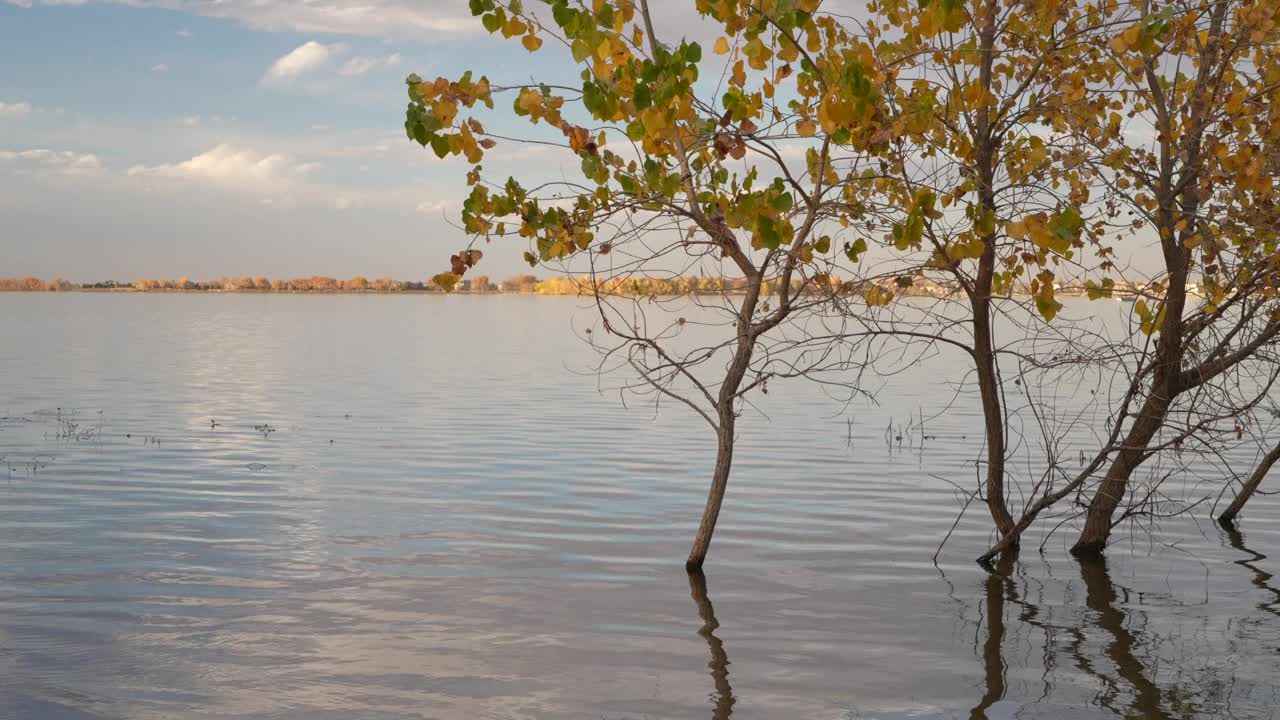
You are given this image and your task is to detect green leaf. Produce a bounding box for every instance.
[756,216,783,250]
[1050,207,1083,249]
[1085,277,1115,300]
[845,238,868,263]
[430,135,451,159]
[1036,294,1062,322]
[634,83,652,110]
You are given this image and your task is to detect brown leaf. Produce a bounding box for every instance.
[713,133,733,158]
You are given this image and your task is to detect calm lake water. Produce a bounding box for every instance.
[0,293,1277,719]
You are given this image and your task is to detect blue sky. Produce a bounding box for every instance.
[0,0,617,281]
[2,1,1160,283]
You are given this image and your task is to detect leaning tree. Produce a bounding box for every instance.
[971,0,1280,560]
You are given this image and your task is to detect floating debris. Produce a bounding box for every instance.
[246,462,268,471]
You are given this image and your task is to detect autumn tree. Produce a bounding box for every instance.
[404,0,899,569]
[825,0,1122,555]
[1063,0,1280,554]
[974,0,1280,560]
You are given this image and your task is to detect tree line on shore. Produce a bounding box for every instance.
[402,0,1280,572]
[0,273,1165,299]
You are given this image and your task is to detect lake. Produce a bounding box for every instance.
[0,293,1277,719]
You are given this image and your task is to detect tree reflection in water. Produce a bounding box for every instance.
[687,570,735,720]
[686,549,1274,720]
[1221,521,1280,619]
[962,554,1264,720]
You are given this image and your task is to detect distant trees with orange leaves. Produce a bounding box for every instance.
[0,273,823,296]
[0,277,72,291]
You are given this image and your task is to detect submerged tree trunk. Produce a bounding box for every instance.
[687,411,739,571]
[1072,391,1174,556]
[1219,442,1280,526]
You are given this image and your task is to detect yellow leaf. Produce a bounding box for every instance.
[502,17,526,38]
[798,0,820,11]
[796,118,816,137]
[713,37,730,55]
[522,34,543,52]
[865,285,894,307]
[432,99,459,126]
[516,89,542,116]
[432,272,461,292]
[1109,24,1142,54]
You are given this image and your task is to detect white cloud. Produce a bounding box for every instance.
[176,28,192,37]
[264,41,341,82]
[0,148,103,175]
[127,144,316,191]
[179,115,201,126]
[338,56,376,77]
[152,63,169,72]
[338,52,400,77]
[6,0,482,39]
[0,101,32,117]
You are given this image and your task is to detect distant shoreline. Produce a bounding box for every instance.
[0,277,1148,300]
[0,287,1121,300]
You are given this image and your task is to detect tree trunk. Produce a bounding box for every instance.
[974,300,1015,543]
[687,413,738,571]
[1072,391,1172,556]
[686,287,758,571]
[970,0,1015,547]
[1219,441,1280,525]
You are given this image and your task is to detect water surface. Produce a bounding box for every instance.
[0,293,1277,719]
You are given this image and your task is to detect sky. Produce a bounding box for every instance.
[1,1,1161,284]
[0,0,712,282]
